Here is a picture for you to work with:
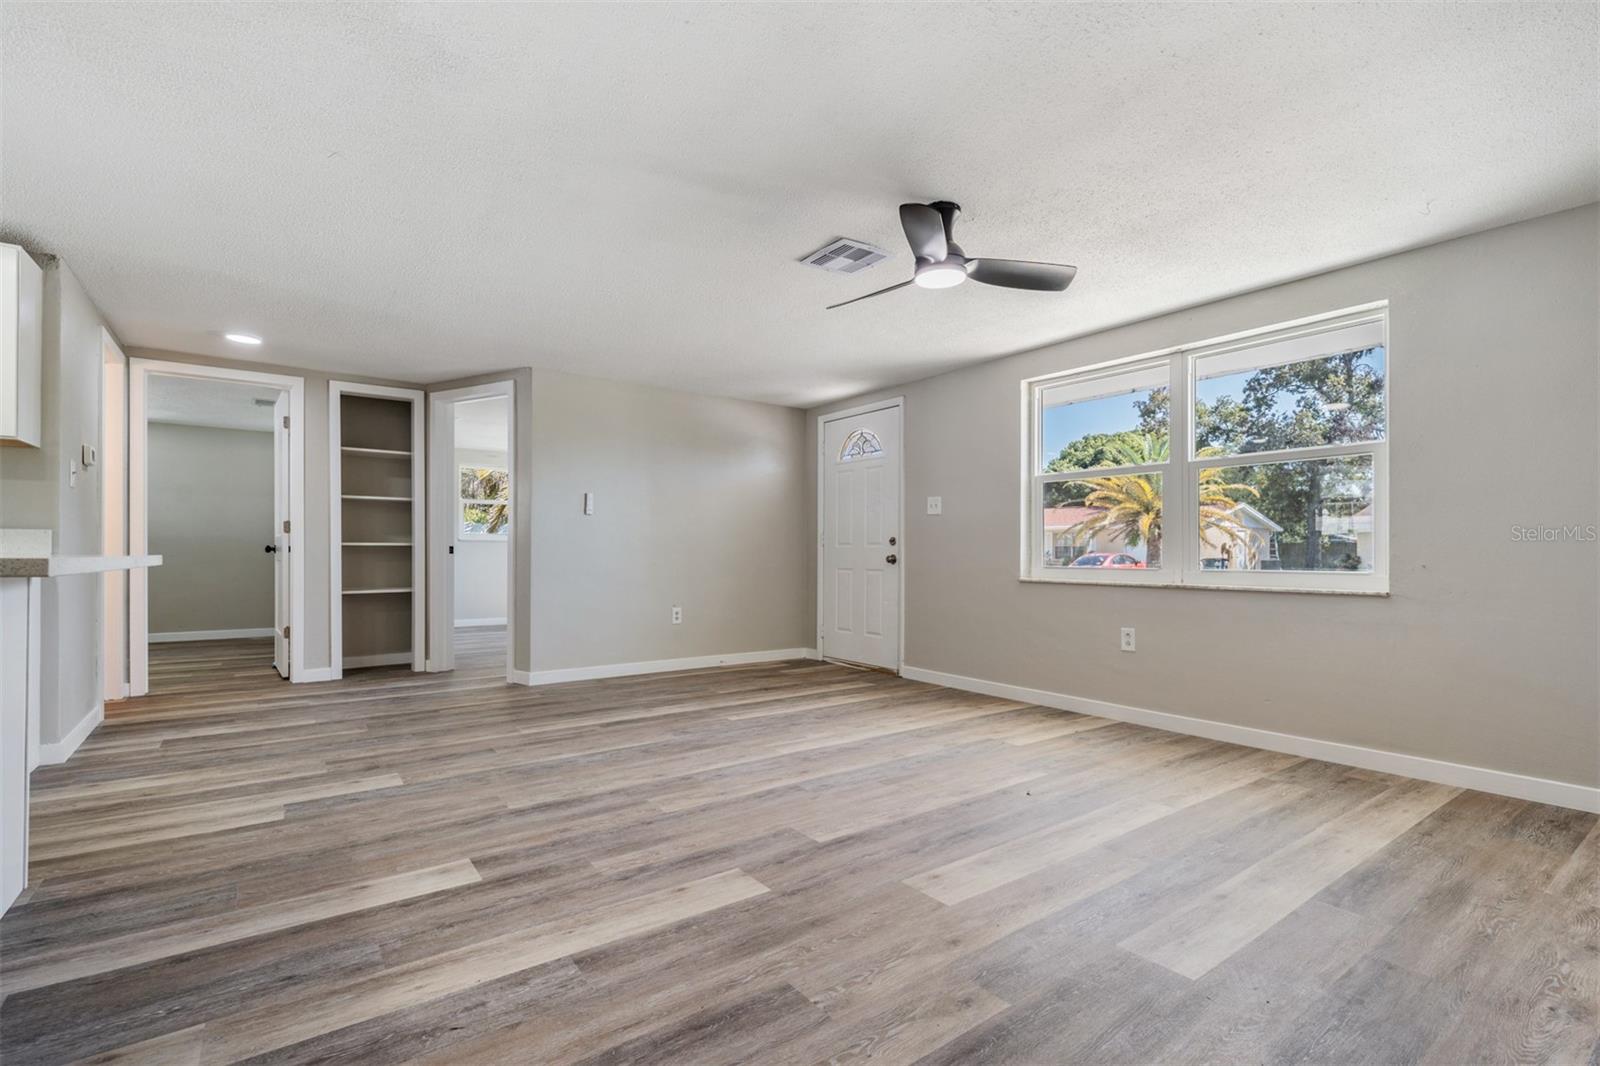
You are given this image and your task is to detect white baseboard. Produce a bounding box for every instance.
[455,618,507,629]
[38,702,103,766]
[342,653,413,669]
[524,648,817,687]
[901,665,1600,814]
[150,627,275,643]
[295,666,339,683]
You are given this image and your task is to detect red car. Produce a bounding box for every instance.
[1069,552,1147,569]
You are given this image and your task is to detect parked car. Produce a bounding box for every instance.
[1069,552,1146,569]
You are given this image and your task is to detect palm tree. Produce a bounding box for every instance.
[1064,435,1260,568]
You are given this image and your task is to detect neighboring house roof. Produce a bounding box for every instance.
[1228,502,1284,533]
[1042,506,1104,531]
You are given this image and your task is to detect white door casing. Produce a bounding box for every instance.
[272,391,292,678]
[101,330,128,703]
[819,403,902,671]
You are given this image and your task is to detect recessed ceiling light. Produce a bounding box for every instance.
[224,332,262,345]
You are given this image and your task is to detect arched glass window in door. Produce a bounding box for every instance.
[838,428,884,463]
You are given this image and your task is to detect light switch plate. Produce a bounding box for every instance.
[926,496,943,515]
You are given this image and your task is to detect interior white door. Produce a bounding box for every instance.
[272,391,291,679]
[820,405,901,671]
[428,396,458,673]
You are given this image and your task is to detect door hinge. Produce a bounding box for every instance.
[282,415,290,429]
[283,625,291,640]
[282,519,291,534]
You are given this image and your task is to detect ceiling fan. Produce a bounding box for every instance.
[827,201,1077,310]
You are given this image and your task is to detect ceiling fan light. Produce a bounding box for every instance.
[913,261,968,289]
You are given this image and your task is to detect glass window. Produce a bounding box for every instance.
[1195,455,1375,572]
[1193,320,1386,458]
[1039,362,1169,473]
[1040,473,1163,571]
[1026,306,1387,593]
[460,465,509,537]
[838,428,883,462]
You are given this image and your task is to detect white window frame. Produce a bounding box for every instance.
[1022,302,1389,595]
[458,462,510,541]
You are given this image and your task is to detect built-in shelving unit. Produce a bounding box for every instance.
[330,383,426,675]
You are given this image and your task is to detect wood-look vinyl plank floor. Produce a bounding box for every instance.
[0,629,1593,1064]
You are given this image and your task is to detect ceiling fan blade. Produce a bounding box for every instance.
[826,279,913,310]
[967,258,1077,291]
[899,203,948,262]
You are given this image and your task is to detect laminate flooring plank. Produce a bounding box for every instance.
[2,636,1587,1065]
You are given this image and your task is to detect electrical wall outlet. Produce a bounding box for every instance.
[1120,627,1136,652]
[671,605,683,625]
[926,496,943,515]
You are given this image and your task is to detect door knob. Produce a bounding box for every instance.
[885,553,898,565]
[264,544,277,554]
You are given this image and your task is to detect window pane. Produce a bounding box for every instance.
[1039,363,1169,473]
[462,502,509,535]
[1041,473,1163,570]
[1194,330,1386,458]
[1195,455,1375,572]
[460,467,509,501]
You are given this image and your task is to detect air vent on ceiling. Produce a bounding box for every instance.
[802,237,889,274]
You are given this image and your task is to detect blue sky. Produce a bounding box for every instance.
[1042,390,1152,460]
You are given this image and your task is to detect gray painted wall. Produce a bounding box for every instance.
[147,422,274,635]
[0,259,111,748]
[808,205,1600,788]
[526,369,810,670]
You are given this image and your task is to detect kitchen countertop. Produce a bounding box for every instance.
[0,528,162,578]
[0,554,163,578]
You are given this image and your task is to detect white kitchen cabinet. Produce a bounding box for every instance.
[0,243,43,448]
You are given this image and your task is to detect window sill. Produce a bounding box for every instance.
[1020,575,1389,597]
[458,533,509,543]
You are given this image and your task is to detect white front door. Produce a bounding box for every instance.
[820,405,901,671]
[272,392,292,679]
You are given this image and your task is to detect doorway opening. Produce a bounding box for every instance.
[127,360,306,693]
[427,381,516,681]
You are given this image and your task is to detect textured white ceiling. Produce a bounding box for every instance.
[2,4,1595,408]
[147,374,280,432]
[455,396,509,455]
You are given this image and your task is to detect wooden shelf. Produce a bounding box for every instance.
[343,587,412,595]
[342,542,413,547]
[341,446,411,457]
[341,494,412,502]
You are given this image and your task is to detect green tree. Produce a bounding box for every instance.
[1203,346,1384,568]
[1043,430,1155,505]
[1061,435,1258,568]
